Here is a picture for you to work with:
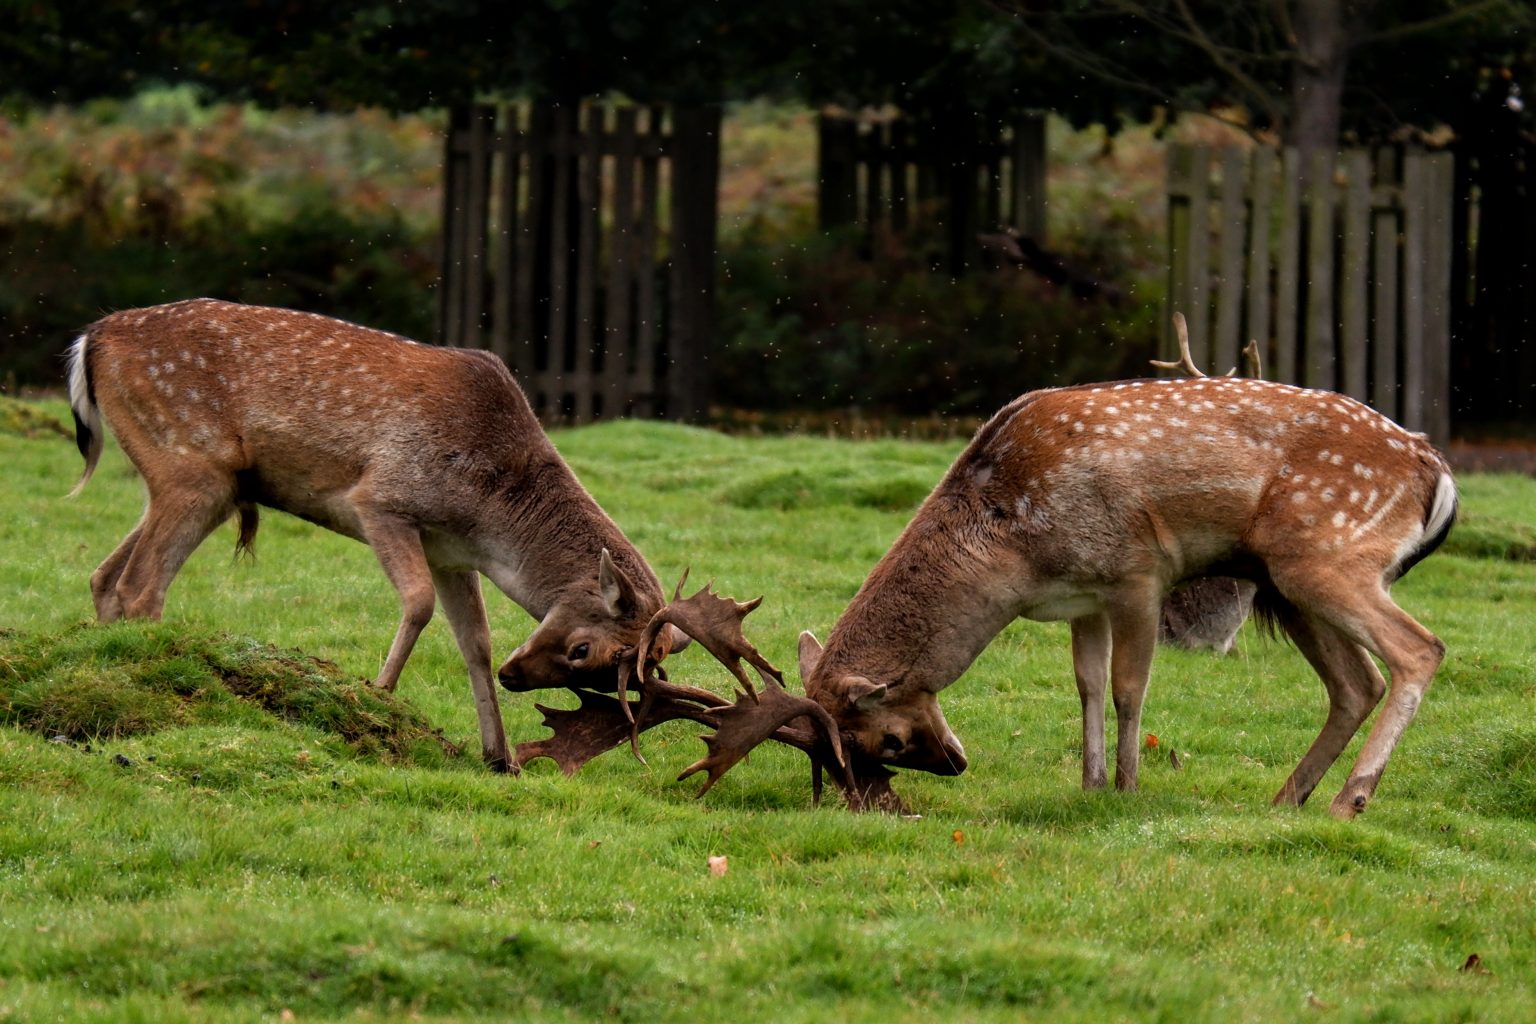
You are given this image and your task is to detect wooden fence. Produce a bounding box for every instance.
[818,110,1047,273]
[1167,144,1455,441]
[438,101,720,423]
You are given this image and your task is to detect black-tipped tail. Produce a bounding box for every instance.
[65,333,102,498]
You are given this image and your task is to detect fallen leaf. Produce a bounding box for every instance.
[587,840,602,849]
[1460,953,1488,973]
[952,830,965,846]
[707,855,728,877]
[280,1010,296,1022]
[1170,748,1183,770]
[1306,991,1332,1010]
[1145,733,1160,749]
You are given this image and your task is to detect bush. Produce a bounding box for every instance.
[0,87,441,387]
[714,227,1162,416]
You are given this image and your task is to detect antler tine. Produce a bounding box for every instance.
[1242,338,1264,379]
[613,567,696,726]
[1150,311,1208,378]
[632,580,776,704]
[677,674,851,798]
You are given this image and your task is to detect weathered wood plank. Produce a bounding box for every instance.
[491,104,520,366]
[572,104,602,423]
[1423,152,1454,443]
[603,106,639,417]
[1340,149,1371,401]
[1305,150,1336,390]
[1213,147,1246,374]
[1184,145,1212,370]
[1246,146,1275,373]
[1402,152,1428,431]
[632,107,663,419]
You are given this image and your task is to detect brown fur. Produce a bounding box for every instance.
[805,377,1457,818]
[67,299,676,771]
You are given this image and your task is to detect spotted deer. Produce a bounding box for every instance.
[66,298,690,770]
[800,376,1457,818]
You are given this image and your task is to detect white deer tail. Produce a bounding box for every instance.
[66,333,102,498]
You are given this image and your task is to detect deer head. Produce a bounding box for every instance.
[798,631,967,777]
[498,549,690,692]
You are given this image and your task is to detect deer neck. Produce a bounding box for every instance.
[473,456,664,622]
[819,507,1027,695]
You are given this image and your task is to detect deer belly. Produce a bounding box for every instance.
[233,467,367,542]
[1018,587,1102,622]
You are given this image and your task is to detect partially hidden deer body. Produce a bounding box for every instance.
[800,376,1457,818]
[67,298,685,770]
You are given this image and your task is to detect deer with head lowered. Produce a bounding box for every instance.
[799,373,1457,819]
[66,298,696,771]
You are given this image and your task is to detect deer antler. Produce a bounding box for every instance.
[623,571,779,710]
[1153,313,1266,380]
[633,577,855,800]
[510,685,723,775]
[1150,312,1208,377]
[510,576,859,805]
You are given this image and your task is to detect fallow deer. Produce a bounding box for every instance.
[66,298,691,771]
[799,375,1457,818]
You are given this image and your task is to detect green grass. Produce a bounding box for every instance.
[2,403,1534,1022]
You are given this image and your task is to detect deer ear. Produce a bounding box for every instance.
[798,631,824,679]
[598,548,639,619]
[844,675,887,711]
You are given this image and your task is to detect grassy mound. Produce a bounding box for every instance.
[0,622,459,765]
[0,396,72,441]
[1441,512,1536,563]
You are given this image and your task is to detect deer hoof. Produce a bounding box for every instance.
[1329,791,1367,820]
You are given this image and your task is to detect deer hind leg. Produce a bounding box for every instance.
[1272,569,1445,819]
[430,566,511,772]
[1270,606,1386,808]
[111,474,237,620]
[358,511,437,693]
[1106,587,1161,792]
[1070,612,1111,790]
[91,523,145,621]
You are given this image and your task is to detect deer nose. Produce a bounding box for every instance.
[936,736,968,775]
[498,659,529,692]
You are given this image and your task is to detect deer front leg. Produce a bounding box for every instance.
[1070,612,1111,790]
[1106,589,1159,792]
[358,511,437,693]
[430,566,512,772]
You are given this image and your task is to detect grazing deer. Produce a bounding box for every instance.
[799,375,1456,818]
[66,298,688,770]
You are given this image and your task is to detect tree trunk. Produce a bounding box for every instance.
[1290,0,1353,184]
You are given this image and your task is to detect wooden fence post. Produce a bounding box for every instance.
[668,105,722,423]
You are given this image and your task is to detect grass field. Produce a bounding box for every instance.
[2,398,1534,1022]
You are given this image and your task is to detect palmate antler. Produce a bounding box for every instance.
[511,575,871,807]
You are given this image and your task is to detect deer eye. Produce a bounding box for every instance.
[881,733,905,754]
[568,642,591,663]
